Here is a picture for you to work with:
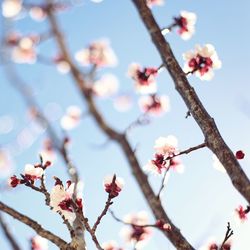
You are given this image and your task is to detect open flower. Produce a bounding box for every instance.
[102,240,123,250]
[174,11,197,40]
[146,0,164,8]
[50,179,80,222]
[103,175,124,198]
[138,95,170,116]
[154,135,178,156]
[75,39,117,67]
[31,235,48,250]
[93,74,119,98]
[2,0,22,18]
[121,211,152,249]
[60,105,82,130]
[53,54,70,74]
[183,44,221,80]
[128,63,158,94]
[144,153,167,174]
[11,35,39,64]
[24,164,44,181]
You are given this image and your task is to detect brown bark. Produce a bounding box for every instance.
[132,0,250,203]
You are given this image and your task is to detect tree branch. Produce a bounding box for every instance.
[45,3,195,249]
[0,202,71,250]
[131,0,250,203]
[0,213,21,250]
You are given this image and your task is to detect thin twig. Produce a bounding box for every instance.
[219,222,233,250]
[0,213,21,250]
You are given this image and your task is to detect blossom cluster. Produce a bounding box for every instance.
[144,135,184,174]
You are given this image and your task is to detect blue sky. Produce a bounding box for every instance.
[1,0,250,249]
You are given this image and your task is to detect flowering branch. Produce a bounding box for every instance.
[0,202,71,249]
[92,175,117,233]
[220,222,233,250]
[0,213,21,250]
[45,2,195,249]
[132,0,250,204]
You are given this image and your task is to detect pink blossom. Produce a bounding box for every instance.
[121,211,152,248]
[2,0,22,18]
[11,35,39,64]
[24,164,44,181]
[60,105,82,130]
[183,44,222,80]
[146,0,164,8]
[175,11,197,40]
[29,7,47,21]
[102,240,123,250]
[75,39,117,67]
[31,235,48,250]
[154,135,178,156]
[128,63,158,94]
[93,74,119,98]
[144,153,167,174]
[103,175,124,198]
[53,55,70,74]
[138,95,170,116]
[50,179,78,222]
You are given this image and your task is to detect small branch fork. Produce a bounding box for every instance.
[157,142,207,198]
[219,222,233,250]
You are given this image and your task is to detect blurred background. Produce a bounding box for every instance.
[0,0,250,249]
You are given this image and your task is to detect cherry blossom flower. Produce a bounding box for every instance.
[103,175,124,198]
[24,164,44,181]
[154,135,178,156]
[93,74,119,98]
[174,11,197,40]
[183,44,222,80]
[146,0,164,8]
[113,94,133,112]
[128,63,158,94]
[60,105,82,130]
[50,179,79,222]
[102,240,123,250]
[31,235,48,250]
[2,0,22,18]
[212,154,226,173]
[120,211,152,249]
[29,7,47,21]
[11,35,39,64]
[199,241,231,250]
[75,39,117,67]
[235,150,245,160]
[144,153,167,174]
[235,205,249,223]
[39,139,56,164]
[138,95,170,116]
[53,54,70,74]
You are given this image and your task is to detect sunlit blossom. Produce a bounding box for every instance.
[31,235,48,250]
[138,95,170,116]
[75,39,117,67]
[183,44,221,80]
[128,63,158,94]
[103,175,124,198]
[60,105,82,130]
[93,74,119,98]
[2,0,22,18]
[146,0,164,8]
